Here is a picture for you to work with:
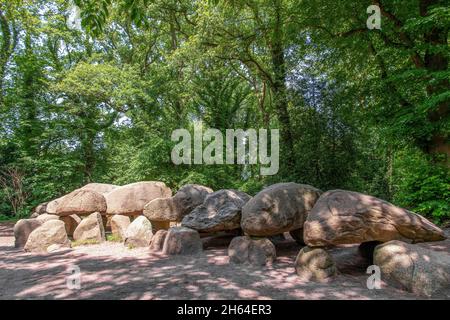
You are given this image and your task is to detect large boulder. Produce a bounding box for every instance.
[162,227,202,255]
[56,189,107,216]
[24,220,71,253]
[181,189,251,233]
[36,213,60,223]
[32,202,48,215]
[111,215,131,240]
[294,247,337,281]
[149,230,168,251]
[80,183,118,194]
[228,236,276,266]
[124,216,153,248]
[60,214,82,237]
[14,219,43,248]
[241,183,322,236]
[304,190,446,246]
[144,184,212,222]
[46,195,67,214]
[374,240,450,297]
[30,212,39,219]
[73,212,105,243]
[106,181,172,216]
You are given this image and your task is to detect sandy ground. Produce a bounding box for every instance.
[1,222,449,300]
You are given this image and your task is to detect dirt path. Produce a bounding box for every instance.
[1,222,449,300]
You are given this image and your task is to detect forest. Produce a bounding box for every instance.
[0,0,448,224]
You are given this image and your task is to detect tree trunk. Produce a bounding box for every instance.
[81,130,96,183]
[0,9,11,108]
[420,0,449,165]
[270,1,296,172]
[20,33,39,156]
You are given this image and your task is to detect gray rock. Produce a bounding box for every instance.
[294,247,337,281]
[181,189,251,233]
[289,228,305,245]
[241,183,322,236]
[228,236,276,266]
[374,240,450,297]
[304,190,446,246]
[162,227,202,255]
[144,184,213,222]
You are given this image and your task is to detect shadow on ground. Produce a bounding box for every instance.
[1,223,449,300]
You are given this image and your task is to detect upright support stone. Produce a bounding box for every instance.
[60,214,81,237]
[149,230,168,252]
[124,216,153,247]
[24,220,71,253]
[73,212,106,243]
[14,219,43,248]
[111,215,131,240]
[228,236,276,266]
[294,247,337,282]
[162,227,202,255]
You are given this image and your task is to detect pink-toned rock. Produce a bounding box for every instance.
[80,183,118,194]
[46,195,67,214]
[33,202,48,215]
[36,213,59,223]
[14,219,43,248]
[124,216,153,247]
[106,181,172,216]
[24,220,71,253]
[30,212,39,218]
[162,227,202,255]
[228,236,276,266]
[56,189,107,216]
[111,215,131,240]
[304,190,446,246]
[60,214,82,236]
[47,244,70,253]
[149,230,168,251]
[73,212,105,242]
[144,184,212,222]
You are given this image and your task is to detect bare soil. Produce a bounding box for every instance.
[1,222,449,300]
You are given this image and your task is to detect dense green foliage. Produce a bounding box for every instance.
[0,0,448,224]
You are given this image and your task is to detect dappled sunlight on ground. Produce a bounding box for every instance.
[0,222,449,300]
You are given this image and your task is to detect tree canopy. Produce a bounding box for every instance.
[0,0,448,223]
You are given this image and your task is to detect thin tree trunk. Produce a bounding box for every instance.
[0,9,11,108]
[270,1,295,171]
[81,131,96,183]
[420,0,449,165]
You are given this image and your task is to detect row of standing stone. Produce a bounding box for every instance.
[14,181,448,296]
